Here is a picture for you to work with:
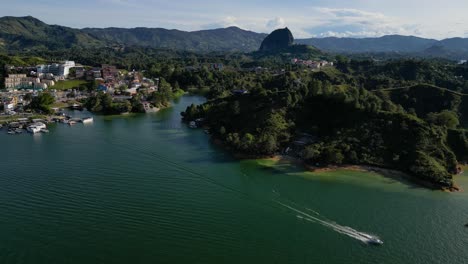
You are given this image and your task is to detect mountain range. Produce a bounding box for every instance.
[1,16,468,59]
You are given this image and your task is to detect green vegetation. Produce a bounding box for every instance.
[50,80,90,90]
[28,92,55,114]
[0,16,264,53]
[84,92,132,115]
[182,58,468,189]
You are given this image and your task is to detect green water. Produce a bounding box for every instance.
[1,95,467,264]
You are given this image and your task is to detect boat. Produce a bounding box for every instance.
[189,121,197,128]
[68,121,77,126]
[27,122,47,134]
[15,128,23,134]
[27,126,41,133]
[7,130,15,135]
[367,237,383,245]
[81,117,94,123]
[40,128,49,133]
[70,103,82,110]
[361,234,383,245]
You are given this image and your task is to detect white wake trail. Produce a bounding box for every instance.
[278,201,382,245]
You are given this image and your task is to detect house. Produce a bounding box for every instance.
[97,84,109,92]
[75,67,86,78]
[86,68,102,80]
[4,74,41,90]
[101,64,119,80]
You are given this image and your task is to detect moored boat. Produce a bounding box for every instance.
[27,122,47,134]
[27,126,41,133]
[81,117,94,123]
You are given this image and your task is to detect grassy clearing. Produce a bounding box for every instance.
[50,80,89,90]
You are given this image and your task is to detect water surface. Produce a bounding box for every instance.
[0,95,467,264]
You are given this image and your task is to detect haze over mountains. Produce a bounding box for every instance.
[1,16,468,59]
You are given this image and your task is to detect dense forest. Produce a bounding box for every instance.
[181,58,468,189]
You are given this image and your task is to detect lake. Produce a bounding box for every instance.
[0,95,467,264]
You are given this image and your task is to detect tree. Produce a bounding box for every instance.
[29,92,55,114]
[426,110,459,129]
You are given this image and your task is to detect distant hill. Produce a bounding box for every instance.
[297,35,468,59]
[296,35,438,53]
[82,26,266,53]
[0,16,103,51]
[422,38,468,58]
[1,16,468,59]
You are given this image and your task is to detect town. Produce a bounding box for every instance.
[0,60,167,134]
[0,57,335,135]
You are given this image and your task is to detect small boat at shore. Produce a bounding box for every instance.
[81,117,93,123]
[40,128,49,133]
[68,121,77,126]
[27,122,46,134]
[7,130,15,135]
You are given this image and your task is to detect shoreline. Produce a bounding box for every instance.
[208,138,463,192]
[265,155,464,193]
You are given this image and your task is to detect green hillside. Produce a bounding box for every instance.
[0,16,104,51]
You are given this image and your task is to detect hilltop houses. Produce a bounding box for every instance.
[291,58,333,69]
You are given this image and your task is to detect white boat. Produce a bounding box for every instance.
[27,126,41,133]
[27,122,46,134]
[361,234,383,245]
[40,128,49,133]
[81,117,94,123]
[68,121,77,126]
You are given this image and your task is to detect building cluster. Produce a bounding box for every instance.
[1,92,26,113]
[291,59,333,69]
[4,61,77,90]
[4,74,55,90]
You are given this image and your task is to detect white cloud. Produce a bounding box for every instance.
[304,7,418,38]
[266,17,286,30]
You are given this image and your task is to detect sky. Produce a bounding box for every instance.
[1,0,468,39]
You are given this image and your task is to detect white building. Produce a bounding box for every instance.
[37,61,75,77]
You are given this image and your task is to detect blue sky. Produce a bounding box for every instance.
[1,0,467,39]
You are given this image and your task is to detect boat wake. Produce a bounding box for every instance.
[278,201,383,245]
